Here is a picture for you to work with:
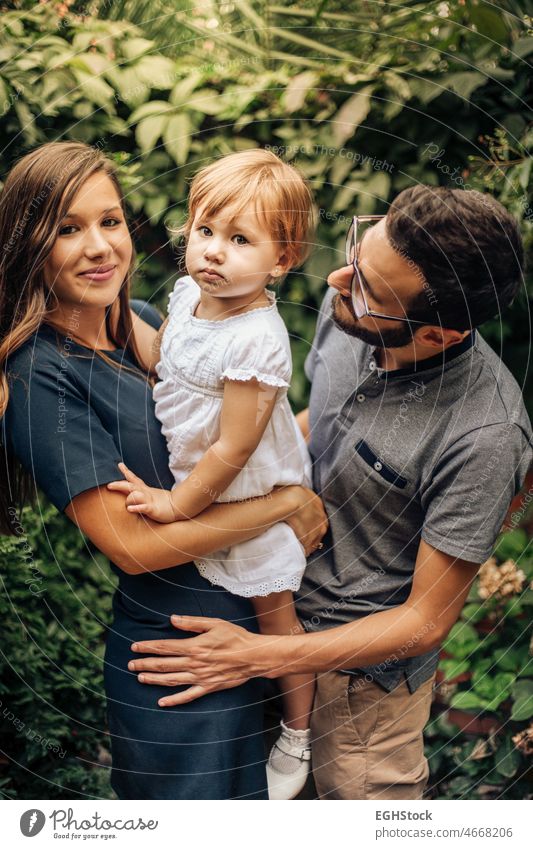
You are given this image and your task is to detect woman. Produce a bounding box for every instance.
[0,141,327,799]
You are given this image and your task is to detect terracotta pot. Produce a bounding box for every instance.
[447,708,504,736]
[504,469,533,532]
[435,667,472,687]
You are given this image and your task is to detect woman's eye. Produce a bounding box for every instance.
[58,225,77,236]
[233,234,248,245]
[102,217,122,227]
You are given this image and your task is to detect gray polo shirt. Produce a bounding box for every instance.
[295,289,533,693]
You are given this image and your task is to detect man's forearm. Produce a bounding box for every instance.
[261,602,441,677]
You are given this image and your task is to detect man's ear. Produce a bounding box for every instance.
[415,325,470,350]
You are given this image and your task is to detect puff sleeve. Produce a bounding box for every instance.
[220,327,292,389]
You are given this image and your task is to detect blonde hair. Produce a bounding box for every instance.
[175,148,316,269]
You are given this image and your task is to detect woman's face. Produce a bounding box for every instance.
[43,172,133,310]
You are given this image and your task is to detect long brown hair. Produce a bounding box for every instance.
[0,141,143,535]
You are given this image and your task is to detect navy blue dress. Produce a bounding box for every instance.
[4,301,268,799]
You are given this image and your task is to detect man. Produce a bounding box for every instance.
[127,186,533,799]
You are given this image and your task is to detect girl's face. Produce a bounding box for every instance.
[185,203,287,298]
[43,172,133,310]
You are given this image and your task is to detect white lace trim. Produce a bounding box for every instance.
[220,368,290,389]
[195,561,302,597]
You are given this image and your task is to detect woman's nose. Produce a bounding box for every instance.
[327,264,353,296]
[83,225,113,258]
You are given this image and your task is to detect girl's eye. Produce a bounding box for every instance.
[199,226,212,237]
[233,234,248,245]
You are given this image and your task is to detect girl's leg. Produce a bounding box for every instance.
[253,592,315,799]
[253,591,315,730]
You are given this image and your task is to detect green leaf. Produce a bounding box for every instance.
[121,38,155,61]
[494,737,521,778]
[469,6,510,42]
[105,67,148,108]
[135,55,175,90]
[73,69,115,110]
[444,72,487,101]
[129,101,174,124]
[513,37,533,59]
[472,671,514,706]
[170,72,204,108]
[187,88,224,116]
[333,86,373,146]
[144,195,169,223]
[163,113,191,166]
[439,658,470,681]
[511,679,533,720]
[14,101,39,145]
[282,71,317,114]
[450,691,486,710]
[442,621,480,659]
[136,114,169,155]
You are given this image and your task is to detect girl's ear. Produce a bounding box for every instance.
[271,252,290,278]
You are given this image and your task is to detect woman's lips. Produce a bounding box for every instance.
[79,265,117,282]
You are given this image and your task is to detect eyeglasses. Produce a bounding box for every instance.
[346,215,427,326]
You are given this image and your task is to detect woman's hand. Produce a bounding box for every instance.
[278,485,328,556]
[128,615,277,707]
[107,463,177,523]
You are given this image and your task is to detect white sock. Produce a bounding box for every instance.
[269,720,311,775]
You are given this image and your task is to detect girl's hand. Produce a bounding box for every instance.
[278,485,328,556]
[107,463,177,524]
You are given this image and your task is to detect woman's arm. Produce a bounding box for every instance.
[130,311,168,373]
[65,479,327,575]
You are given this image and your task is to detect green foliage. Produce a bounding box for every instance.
[429,529,533,799]
[0,0,532,799]
[1,1,531,411]
[0,504,116,798]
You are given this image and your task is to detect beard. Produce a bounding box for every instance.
[331,293,415,349]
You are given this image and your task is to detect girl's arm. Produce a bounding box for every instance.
[295,407,310,444]
[169,378,278,519]
[109,379,278,523]
[65,481,327,574]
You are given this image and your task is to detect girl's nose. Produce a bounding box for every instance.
[327,264,353,296]
[204,239,224,263]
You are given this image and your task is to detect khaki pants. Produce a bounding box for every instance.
[310,670,436,800]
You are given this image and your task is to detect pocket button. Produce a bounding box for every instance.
[356,393,365,403]
[373,460,383,471]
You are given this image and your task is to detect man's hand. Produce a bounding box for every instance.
[107,462,177,523]
[128,541,480,706]
[128,615,274,707]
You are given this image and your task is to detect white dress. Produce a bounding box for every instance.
[153,276,311,597]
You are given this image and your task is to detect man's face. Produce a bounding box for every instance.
[328,217,425,348]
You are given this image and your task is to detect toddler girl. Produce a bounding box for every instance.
[110,149,317,800]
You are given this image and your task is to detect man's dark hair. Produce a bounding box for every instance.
[386,185,524,330]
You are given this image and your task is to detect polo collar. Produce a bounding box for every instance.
[371,331,475,378]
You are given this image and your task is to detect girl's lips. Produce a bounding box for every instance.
[79,265,117,282]
[200,269,225,282]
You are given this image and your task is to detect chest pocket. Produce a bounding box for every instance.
[354,439,409,489]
